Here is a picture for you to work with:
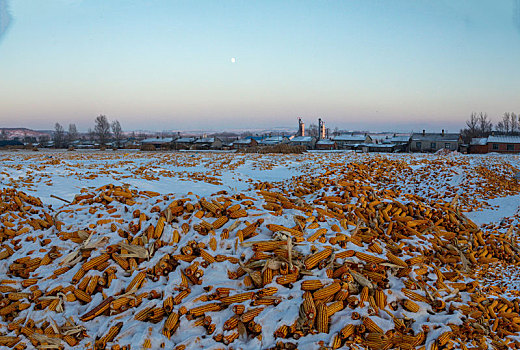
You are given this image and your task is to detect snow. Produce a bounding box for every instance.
[1,149,520,349]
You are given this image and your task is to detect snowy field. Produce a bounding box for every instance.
[0,150,519,349]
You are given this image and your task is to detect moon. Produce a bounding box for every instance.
[231,57,236,63]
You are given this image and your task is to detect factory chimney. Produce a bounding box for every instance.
[298,118,305,137]
[318,118,326,140]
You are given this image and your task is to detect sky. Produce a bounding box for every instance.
[0,0,519,133]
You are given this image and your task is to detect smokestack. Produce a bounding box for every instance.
[422,130,425,136]
[298,118,305,137]
[318,118,325,140]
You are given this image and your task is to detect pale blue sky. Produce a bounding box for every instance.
[0,0,519,132]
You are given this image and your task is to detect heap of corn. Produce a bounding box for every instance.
[0,156,520,349]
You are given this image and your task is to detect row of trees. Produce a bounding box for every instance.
[461,112,519,143]
[52,115,123,148]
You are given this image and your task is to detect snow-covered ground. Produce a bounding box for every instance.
[0,150,519,349]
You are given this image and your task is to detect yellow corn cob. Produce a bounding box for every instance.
[263,268,273,285]
[368,242,383,254]
[233,305,245,315]
[82,253,110,272]
[86,275,99,295]
[154,217,165,239]
[213,216,229,229]
[189,302,221,316]
[71,267,86,284]
[301,279,324,291]
[240,307,264,323]
[163,296,174,313]
[0,336,20,347]
[402,289,430,303]
[363,316,383,334]
[313,282,341,300]
[126,271,146,293]
[220,292,255,305]
[229,209,247,219]
[331,333,342,349]
[96,321,123,348]
[386,252,408,268]
[307,228,327,242]
[276,273,298,285]
[73,289,92,303]
[375,289,387,309]
[77,276,92,291]
[403,299,420,313]
[436,331,452,346]
[360,286,369,305]
[111,297,132,310]
[340,324,355,339]
[316,303,328,333]
[356,252,386,264]
[163,312,180,338]
[335,250,355,259]
[199,249,216,264]
[327,301,344,317]
[223,315,239,330]
[304,248,332,270]
[266,224,303,237]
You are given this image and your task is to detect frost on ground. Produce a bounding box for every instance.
[0,150,520,349]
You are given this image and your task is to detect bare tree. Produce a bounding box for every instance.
[94,115,111,145]
[53,123,65,148]
[307,123,319,137]
[68,124,78,144]
[477,112,493,135]
[496,112,519,134]
[466,112,479,134]
[0,129,8,140]
[460,112,480,143]
[511,113,519,134]
[111,120,123,148]
[502,112,511,134]
[38,135,50,144]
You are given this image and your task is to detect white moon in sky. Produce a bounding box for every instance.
[231,57,236,63]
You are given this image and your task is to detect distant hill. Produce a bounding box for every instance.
[0,128,52,140]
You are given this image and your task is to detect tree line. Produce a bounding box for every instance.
[460,112,519,143]
[52,115,123,148]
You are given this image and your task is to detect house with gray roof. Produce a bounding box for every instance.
[232,138,258,149]
[194,137,222,150]
[316,139,336,150]
[289,136,316,149]
[332,134,372,150]
[173,137,197,150]
[410,130,461,152]
[487,135,520,153]
[382,134,411,152]
[468,137,488,154]
[259,135,291,146]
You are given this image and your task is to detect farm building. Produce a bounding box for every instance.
[357,143,400,153]
[409,131,461,153]
[232,138,258,149]
[173,137,196,150]
[259,136,291,146]
[487,135,520,153]
[469,138,488,154]
[315,139,336,150]
[332,134,372,150]
[382,134,411,152]
[194,137,222,150]
[290,136,316,149]
[140,137,173,150]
